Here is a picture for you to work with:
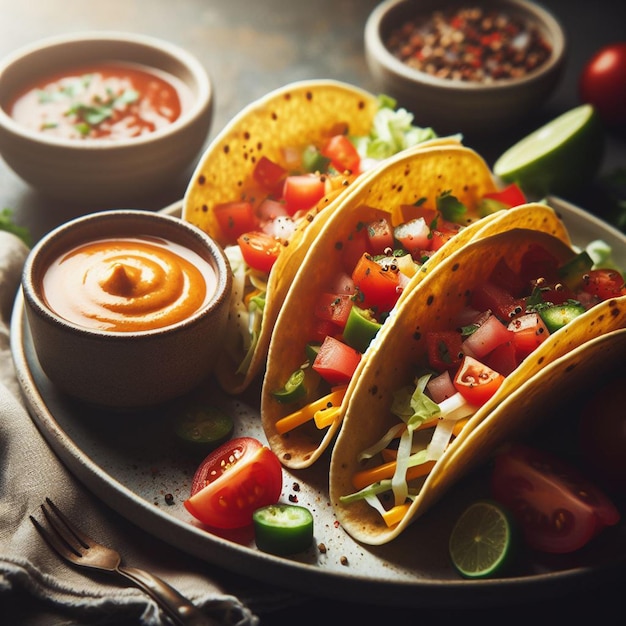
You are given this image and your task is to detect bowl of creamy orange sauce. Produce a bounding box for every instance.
[22,210,232,409]
[0,32,213,205]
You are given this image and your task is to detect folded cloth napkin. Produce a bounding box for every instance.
[0,231,274,625]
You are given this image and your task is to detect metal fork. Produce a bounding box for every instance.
[30,498,216,626]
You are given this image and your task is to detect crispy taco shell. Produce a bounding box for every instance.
[182,80,455,393]
[329,229,626,545]
[261,145,570,470]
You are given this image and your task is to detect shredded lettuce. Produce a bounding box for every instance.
[351,95,438,162]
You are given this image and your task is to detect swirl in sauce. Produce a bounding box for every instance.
[42,236,216,331]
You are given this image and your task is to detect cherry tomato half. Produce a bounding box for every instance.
[579,43,626,126]
[491,444,620,554]
[237,231,283,273]
[184,437,283,529]
[581,268,626,301]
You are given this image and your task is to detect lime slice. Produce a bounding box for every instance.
[449,500,514,579]
[493,104,604,198]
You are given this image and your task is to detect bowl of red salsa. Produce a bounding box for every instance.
[364,0,566,136]
[0,31,213,205]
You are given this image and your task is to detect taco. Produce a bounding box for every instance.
[328,228,626,545]
[182,80,443,394]
[260,143,571,470]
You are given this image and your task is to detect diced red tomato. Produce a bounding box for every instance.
[312,336,362,385]
[253,156,288,196]
[484,341,518,377]
[214,201,259,243]
[426,370,457,403]
[430,221,462,251]
[461,314,514,358]
[471,282,525,321]
[426,330,464,373]
[581,268,626,301]
[483,183,526,208]
[282,174,327,215]
[366,217,394,255]
[315,293,353,329]
[184,437,283,529]
[340,226,370,273]
[489,257,527,297]
[453,355,505,406]
[352,254,401,314]
[310,317,341,343]
[507,312,550,359]
[237,232,282,273]
[321,134,361,174]
[394,218,432,256]
[519,244,561,285]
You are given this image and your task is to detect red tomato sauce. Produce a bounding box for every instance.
[9,62,190,140]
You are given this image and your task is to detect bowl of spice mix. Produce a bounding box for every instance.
[365,0,566,136]
[0,32,213,205]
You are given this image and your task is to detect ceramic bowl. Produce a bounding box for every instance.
[364,0,566,137]
[0,32,213,205]
[22,209,232,409]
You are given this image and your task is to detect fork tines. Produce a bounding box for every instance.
[30,497,87,559]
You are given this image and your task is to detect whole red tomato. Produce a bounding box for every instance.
[579,43,626,126]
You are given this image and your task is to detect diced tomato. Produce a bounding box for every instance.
[489,257,527,297]
[508,312,550,359]
[340,226,370,273]
[484,341,518,377]
[462,314,514,358]
[453,355,505,406]
[352,254,401,314]
[315,293,353,329]
[253,156,288,196]
[426,330,464,373]
[214,201,259,243]
[365,217,394,255]
[483,183,526,208]
[471,282,525,321]
[430,221,462,251]
[282,174,327,215]
[581,268,626,301]
[320,134,360,174]
[394,218,432,256]
[312,336,362,385]
[237,231,283,273]
[519,244,561,285]
[310,318,341,343]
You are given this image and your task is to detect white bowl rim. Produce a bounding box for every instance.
[0,30,212,149]
[365,0,567,93]
[22,209,232,339]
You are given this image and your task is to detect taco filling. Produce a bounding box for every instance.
[338,241,626,529]
[217,96,438,378]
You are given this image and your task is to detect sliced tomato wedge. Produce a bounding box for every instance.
[453,355,504,405]
[312,335,361,385]
[483,183,526,208]
[321,134,360,174]
[184,437,283,529]
[214,201,259,243]
[237,231,282,273]
[491,444,620,553]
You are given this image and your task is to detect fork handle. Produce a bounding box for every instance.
[118,565,217,626]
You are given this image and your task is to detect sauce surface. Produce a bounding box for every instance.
[9,62,190,140]
[42,236,216,331]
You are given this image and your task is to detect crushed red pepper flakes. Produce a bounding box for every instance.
[385,6,552,83]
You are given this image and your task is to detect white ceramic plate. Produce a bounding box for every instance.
[10,196,626,607]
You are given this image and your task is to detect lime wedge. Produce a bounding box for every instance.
[493,104,604,198]
[449,500,514,579]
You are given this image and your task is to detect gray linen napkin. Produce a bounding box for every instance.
[0,231,260,625]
